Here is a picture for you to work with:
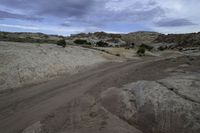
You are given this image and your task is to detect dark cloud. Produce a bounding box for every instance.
[60,5,165,28]
[0,0,95,18]
[126,7,165,22]
[41,0,95,17]
[0,0,198,34]
[0,0,164,22]
[0,10,42,21]
[154,18,197,27]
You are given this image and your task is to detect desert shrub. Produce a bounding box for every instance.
[116,53,120,56]
[168,45,174,49]
[96,41,109,47]
[140,43,153,51]
[43,35,49,39]
[158,46,167,51]
[100,49,106,52]
[137,47,146,56]
[1,35,8,39]
[178,47,183,51]
[57,39,66,48]
[86,42,92,45]
[26,36,32,39]
[74,39,88,44]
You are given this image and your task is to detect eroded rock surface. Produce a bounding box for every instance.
[0,41,109,91]
[24,94,142,133]
[18,55,200,133]
[101,73,200,133]
[25,73,200,133]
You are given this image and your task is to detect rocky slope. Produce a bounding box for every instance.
[0,41,113,92]
[1,31,200,49]
[70,31,200,50]
[121,31,161,45]
[69,31,161,47]
[0,31,66,44]
[21,56,200,133]
[99,56,200,133]
[69,32,126,47]
[101,73,200,133]
[154,32,200,48]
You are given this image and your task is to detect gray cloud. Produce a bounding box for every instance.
[61,23,71,27]
[125,6,165,22]
[39,0,96,18]
[0,0,95,18]
[0,0,199,34]
[60,3,165,28]
[0,10,42,21]
[154,18,197,27]
[0,0,164,21]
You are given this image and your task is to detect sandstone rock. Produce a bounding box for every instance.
[0,41,108,91]
[101,74,200,133]
[22,121,42,133]
[35,94,142,133]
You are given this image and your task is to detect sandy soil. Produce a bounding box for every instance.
[95,47,184,59]
[0,55,199,133]
[0,41,120,92]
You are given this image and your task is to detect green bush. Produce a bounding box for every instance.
[96,41,109,47]
[74,39,88,44]
[57,39,66,48]
[137,47,146,56]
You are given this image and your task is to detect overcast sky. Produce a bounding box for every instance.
[0,0,199,35]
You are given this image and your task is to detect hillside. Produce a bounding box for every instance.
[121,31,161,45]
[1,31,200,49]
[69,32,125,47]
[154,32,200,48]
[0,31,66,44]
[0,41,119,92]
[69,31,161,47]
[70,31,200,49]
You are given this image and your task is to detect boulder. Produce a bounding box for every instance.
[101,74,200,133]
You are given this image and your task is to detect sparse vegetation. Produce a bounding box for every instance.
[137,46,146,56]
[74,39,89,45]
[0,31,64,44]
[158,46,167,51]
[154,32,200,48]
[140,43,153,51]
[57,39,66,48]
[96,41,109,47]
[116,53,120,56]
[121,31,161,46]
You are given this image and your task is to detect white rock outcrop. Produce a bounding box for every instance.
[101,73,200,133]
[0,41,108,91]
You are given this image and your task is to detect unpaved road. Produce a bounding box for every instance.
[0,56,199,133]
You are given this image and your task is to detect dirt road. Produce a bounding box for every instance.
[0,56,198,133]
